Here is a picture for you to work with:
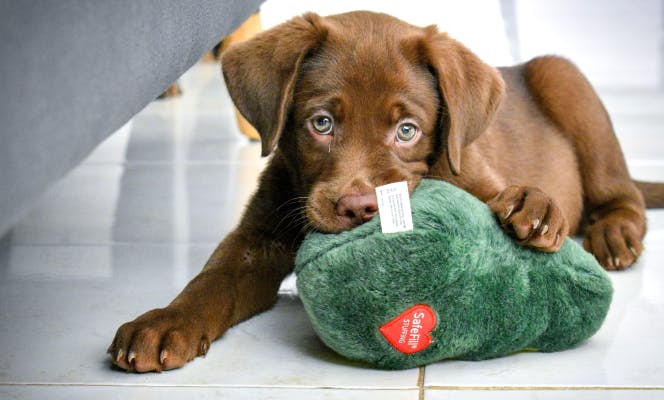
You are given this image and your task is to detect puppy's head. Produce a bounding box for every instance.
[222,11,504,233]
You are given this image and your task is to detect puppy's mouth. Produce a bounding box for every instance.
[306,192,378,233]
[305,178,422,233]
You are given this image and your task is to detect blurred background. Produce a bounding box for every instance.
[261,0,663,89]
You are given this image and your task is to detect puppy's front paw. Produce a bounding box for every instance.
[108,308,210,373]
[488,186,569,252]
[583,213,644,270]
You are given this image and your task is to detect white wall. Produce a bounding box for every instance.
[259,0,514,66]
[257,0,664,88]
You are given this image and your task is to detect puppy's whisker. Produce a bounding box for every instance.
[270,197,308,219]
[281,213,310,236]
[272,205,309,236]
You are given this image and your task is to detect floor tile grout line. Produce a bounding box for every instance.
[418,367,425,400]
[0,382,419,391]
[81,160,267,167]
[3,382,662,391]
[7,242,222,248]
[424,385,664,391]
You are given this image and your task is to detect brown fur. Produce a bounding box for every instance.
[108,11,664,372]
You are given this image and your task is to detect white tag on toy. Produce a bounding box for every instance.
[375,181,413,234]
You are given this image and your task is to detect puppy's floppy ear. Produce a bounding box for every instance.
[412,27,505,175]
[222,13,328,157]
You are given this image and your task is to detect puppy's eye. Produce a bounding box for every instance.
[396,122,419,142]
[310,115,334,135]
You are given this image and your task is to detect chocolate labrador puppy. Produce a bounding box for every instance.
[109,11,664,372]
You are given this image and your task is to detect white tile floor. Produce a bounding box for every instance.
[2,1,664,399]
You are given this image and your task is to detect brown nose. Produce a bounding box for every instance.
[336,193,379,227]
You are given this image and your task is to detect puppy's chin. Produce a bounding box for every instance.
[306,214,359,234]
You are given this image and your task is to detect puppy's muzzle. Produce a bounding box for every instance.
[335,193,379,227]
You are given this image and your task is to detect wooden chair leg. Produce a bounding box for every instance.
[158,83,182,99]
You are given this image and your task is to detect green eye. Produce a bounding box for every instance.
[311,115,334,135]
[396,123,418,142]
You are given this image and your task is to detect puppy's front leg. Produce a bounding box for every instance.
[108,160,301,372]
[107,229,296,372]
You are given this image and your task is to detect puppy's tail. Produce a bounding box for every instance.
[634,180,664,208]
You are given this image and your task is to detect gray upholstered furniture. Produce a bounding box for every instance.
[0,0,263,235]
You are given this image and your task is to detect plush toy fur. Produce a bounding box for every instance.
[295,180,613,369]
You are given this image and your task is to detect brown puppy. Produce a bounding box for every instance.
[108,11,664,372]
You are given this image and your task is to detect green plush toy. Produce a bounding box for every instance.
[295,179,612,369]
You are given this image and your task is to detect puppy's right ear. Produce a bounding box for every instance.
[222,13,328,157]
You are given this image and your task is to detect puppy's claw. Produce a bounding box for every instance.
[504,205,514,220]
[199,337,210,357]
[630,246,639,257]
[127,351,136,365]
[115,349,124,363]
[159,350,168,365]
[540,224,549,236]
[532,218,541,231]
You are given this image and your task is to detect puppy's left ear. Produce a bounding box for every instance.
[222,13,328,157]
[413,28,505,175]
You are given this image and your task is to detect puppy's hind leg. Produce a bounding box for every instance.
[524,56,646,270]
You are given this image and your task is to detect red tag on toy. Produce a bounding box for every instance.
[379,304,437,354]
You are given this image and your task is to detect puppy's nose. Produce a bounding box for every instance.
[336,193,379,226]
